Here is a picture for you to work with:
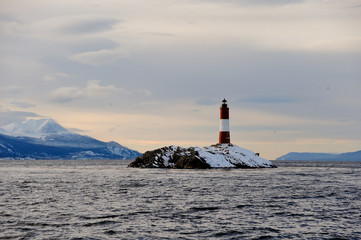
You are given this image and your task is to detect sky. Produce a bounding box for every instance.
[1,0,361,159]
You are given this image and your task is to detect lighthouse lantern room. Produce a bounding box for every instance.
[219,98,230,144]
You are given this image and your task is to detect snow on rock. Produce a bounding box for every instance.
[129,144,276,168]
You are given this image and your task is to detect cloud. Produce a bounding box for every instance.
[141,32,176,37]
[196,98,219,105]
[43,72,72,82]
[11,101,36,109]
[48,80,152,103]
[66,127,89,133]
[348,3,361,8]
[187,0,305,6]
[48,87,83,103]
[132,89,152,96]
[48,81,120,103]
[0,85,25,97]
[68,38,119,53]
[70,49,130,66]
[62,18,120,35]
[1,85,24,92]
[239,96,297,104]
[0,110,41,126]
[303,37,361,53]
[85,80,125,95]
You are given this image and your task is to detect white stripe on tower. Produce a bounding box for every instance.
[220,119,229,132]
[219,98,230,144]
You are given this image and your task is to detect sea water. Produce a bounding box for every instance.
[0,160,360,239]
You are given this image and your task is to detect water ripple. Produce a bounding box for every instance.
[0,160,360,239]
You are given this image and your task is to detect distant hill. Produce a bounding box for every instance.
[0,118,141,160]
[276,150,361,161]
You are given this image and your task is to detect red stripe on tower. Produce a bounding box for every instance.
[219,98,230,144]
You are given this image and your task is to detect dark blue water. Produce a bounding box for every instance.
[0,160,360,239]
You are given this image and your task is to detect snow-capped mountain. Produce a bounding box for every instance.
[0,118,141,160]
[0,118,69,137]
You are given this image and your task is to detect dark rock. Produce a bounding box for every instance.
[174,154,210,169]
[128,146,211,169]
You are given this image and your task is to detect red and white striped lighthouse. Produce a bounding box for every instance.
[219,98,230,144]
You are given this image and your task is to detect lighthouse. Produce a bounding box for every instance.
[219,98,230,144]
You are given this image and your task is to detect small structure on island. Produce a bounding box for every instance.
[219,98,230,144]
[128,99,276,168]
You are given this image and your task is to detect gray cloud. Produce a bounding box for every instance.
[0,110,42,126]
[62,18,120,35]
[238,96,297,104]
[0,85,25,96]
[0,14,19,22]
[116,46,361,122]
[48,80,152,104]
[185,0,305,6]
[11,101,37,109]
[196,98,219,106]
[48,87,82,103]
[348,3,361,8]
[68,38,119,53]
[69,49,130,66]
[141,32,176,37]
[43,72,72,82]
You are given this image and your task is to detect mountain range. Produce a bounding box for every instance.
[0,119,141,160]
[276,150,361,161]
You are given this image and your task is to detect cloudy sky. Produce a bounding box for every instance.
[1,0,360,159]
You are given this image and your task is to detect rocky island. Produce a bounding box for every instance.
[129,99,276,169]
[128,143,276,168]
